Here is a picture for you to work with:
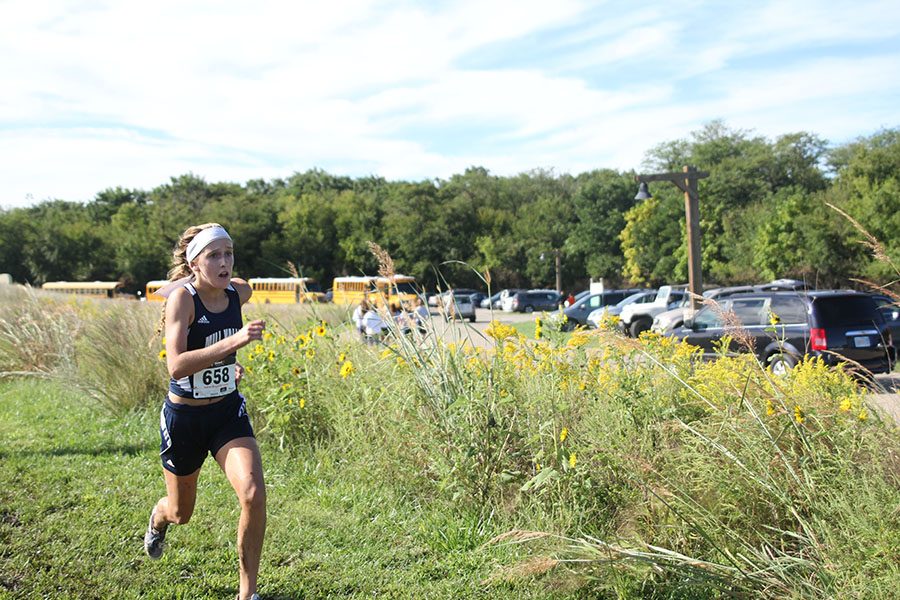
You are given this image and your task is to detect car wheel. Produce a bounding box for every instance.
[768,353,797,376]
[468,314,476,323]
[629,318,651,338]
[525,306,534,313]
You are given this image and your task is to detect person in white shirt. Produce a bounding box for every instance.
[362,307,384,343]
[352,300,369,338]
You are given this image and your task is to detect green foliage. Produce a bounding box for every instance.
[2,124,900,292]
[1,291,899,598]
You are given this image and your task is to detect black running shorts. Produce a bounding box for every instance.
[159,390,254,476]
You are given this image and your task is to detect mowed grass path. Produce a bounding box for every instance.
[0,380,568,600]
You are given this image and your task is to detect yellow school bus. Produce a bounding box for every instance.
[42,281,123,299]
[248,277,324,304]
[145,280,168,302]
[371,275,419,306]
[331,276,375,305]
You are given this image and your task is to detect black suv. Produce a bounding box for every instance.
[677,290,895,375]
[510,290,562,313]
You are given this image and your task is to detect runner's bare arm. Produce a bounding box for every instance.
[231,278,252,305]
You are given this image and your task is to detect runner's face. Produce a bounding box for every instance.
[191,238,234,289]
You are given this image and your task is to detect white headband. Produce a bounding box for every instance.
[186,226,232,263]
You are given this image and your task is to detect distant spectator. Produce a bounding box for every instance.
[362,306,385,343]
[414,297,430,336]
[566,291,575,307]
[352,299,370,338]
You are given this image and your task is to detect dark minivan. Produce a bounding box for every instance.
[677,290,895,375]
[510,290,563,313]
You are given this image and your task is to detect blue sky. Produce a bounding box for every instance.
[1,0,899,208]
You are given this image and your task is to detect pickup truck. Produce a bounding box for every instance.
[619,285,687,337]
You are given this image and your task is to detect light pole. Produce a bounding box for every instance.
[634,166,709,311]
[539,249,562,293]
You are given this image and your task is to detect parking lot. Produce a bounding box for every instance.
[425,307,900,423]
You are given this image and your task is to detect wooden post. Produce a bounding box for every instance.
[634,166,709,313]
[683,166,703,311]
[555,249,562,293]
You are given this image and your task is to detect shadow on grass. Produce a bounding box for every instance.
[0,443,151,460]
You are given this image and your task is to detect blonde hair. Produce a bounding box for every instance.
[153,223,224,340]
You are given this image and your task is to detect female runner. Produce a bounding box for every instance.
[144,223,266,600]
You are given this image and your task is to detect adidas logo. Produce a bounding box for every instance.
[197,315,210,324]
[165,459,175,467]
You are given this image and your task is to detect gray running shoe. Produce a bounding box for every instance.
[143,508,168,559]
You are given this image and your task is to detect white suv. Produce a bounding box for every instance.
[442,291,476,322]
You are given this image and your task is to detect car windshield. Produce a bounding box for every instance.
[616,292,650,308]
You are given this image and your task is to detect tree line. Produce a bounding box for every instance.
[1,121,898,295]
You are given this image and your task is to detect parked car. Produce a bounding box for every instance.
[499,288,528,311]
[652,280,811,335]
[676,290,895,375]
[470,292,487,307]
[873,294,900,342]
[586,290,658,328]
[508,290,562,313]
[442,291,477,322]
[620,285,688,337]
[563,289,643,329]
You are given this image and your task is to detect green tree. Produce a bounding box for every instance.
[565,169,634,285]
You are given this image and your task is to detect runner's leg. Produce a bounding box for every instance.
[215,437,266,600]
[153,467,200,527]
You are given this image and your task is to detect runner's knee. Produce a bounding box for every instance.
[238,481,266,512]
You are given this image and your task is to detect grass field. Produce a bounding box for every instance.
[0,379,572,599]
[2,287,899,599]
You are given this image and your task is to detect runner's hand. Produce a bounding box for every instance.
[239,320,266,346]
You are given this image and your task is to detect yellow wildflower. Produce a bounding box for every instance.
[380,348,393,359]
[559,427,568,443]
[839,396,853,412]
[766,400,775,416]
[315,324,327,337]
[485,320,517,341]
[535,462,542,472]
[858,409,867,421]
[281,383,292,391]
[340,360,354,379]
[276,335,285,345]
[794,405,804,424]
[292,367,301,376]
[267,351,275,362]
[306,348,316,359]
[768,310,780,326]
[534,324,543,340]
[161,337,166,346]
[299,397,306,409]
[338,352,346,363]
[158,349,166,360]
[263,332,273,341]
[568,452,577,468]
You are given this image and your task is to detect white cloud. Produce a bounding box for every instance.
[1,0,899,208]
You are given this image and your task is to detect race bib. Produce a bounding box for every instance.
[191,356,237,399]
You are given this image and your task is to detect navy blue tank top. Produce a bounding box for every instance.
[169,282,243,398]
